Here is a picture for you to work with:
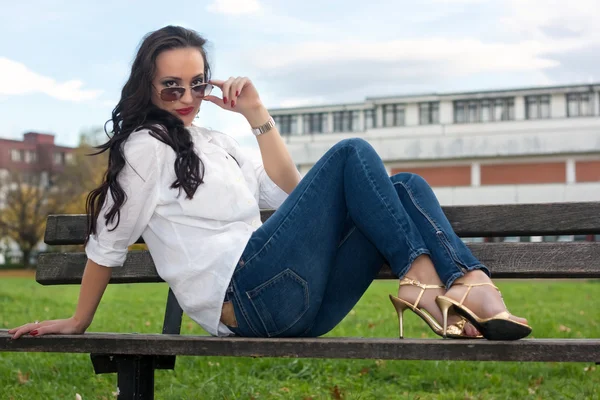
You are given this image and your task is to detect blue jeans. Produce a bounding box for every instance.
[224,138,489,338]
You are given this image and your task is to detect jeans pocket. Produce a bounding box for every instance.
[246,268,309,337]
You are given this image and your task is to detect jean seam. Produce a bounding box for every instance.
[241,146,347,267]
[394,180,442,232]
[231,280,261,337]
[347,142,420,256]
[395,180,469,273]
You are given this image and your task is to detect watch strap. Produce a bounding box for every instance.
[251,117,275,136]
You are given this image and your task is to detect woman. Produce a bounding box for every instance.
[10,26,530,341]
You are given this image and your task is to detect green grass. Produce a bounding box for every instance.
[1,278,599,400]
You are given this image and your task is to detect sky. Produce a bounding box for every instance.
[1,0,599,149]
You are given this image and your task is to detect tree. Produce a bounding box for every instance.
[0,128,109,268]
[0,170,62,268]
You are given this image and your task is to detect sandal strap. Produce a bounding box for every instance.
[400,277,445,290]
[399,277,445,310]
[451,282,499,305]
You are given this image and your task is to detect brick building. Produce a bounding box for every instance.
[0,132,74,264]
[0,132,74,177]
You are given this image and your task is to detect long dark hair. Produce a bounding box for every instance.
[85,26,211,244]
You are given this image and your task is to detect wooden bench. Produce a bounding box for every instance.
[2,201,600,400]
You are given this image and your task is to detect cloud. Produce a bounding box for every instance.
[503,0,600,44]
[206,0,261,15]
[246,37,565,105]
[0,57,103,102]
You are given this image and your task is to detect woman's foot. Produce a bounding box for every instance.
[398,255,480,337]
[444,270,528,326]
[397,276,480,337]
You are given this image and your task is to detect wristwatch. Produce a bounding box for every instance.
[251,117,276,136]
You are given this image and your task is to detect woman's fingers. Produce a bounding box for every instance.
[9,319,75,339]
[208,77,247,108]
[231,77,248,108]
[10,322,39,339]
[221,77,234,106]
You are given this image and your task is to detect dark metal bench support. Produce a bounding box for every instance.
[90,288,183,398]
[116,355,155,400]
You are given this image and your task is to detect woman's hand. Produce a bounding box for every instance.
[8,317,87,339]
[205,77,270,127]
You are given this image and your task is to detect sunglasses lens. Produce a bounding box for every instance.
[192,83,212,98]
[160,87,184,102]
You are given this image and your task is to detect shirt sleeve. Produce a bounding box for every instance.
[214,130,290,209]
[250,155,290,209]
[85,132,160,267]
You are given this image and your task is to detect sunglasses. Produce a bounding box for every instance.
[154,83,214,102]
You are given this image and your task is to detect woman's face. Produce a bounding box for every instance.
[151,47,206,127]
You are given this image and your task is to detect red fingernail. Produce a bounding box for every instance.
[30,330,38,336]
[235,90,239,96]
[223,97,228,104]
[231,100,235,107]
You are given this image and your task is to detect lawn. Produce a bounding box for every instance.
[1,278,598,399]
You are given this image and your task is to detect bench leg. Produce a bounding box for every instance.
[116,355,155,400]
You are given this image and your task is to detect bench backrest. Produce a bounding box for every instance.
[38,202,600,286]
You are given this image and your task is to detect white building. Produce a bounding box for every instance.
[272,83,600,210]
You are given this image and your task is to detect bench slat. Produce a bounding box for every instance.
[0,332,598,362]
[36,242,600,285]
[43,202,600,245]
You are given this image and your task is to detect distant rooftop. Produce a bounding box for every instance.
[269,82,600,113]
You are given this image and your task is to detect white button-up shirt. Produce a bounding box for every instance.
[85,125,289,336]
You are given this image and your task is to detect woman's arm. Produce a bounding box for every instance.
[9,259,112,339]
[246,106,302,195]
[206,77,302,194]
[73,259,113,329]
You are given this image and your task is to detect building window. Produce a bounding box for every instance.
[382,104,405,127]
[419,102,439,125]
[567,93,593,117]
[454,98,514,123]
[303,113,325,134]
[10,149,23,162]
[333,110,358,132]
[25,150,38,164]
[364,109,375,130]
[526,95,551,119]
[53,152,65,165]
[273,115,297,135]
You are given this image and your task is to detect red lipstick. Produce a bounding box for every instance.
[176,107,194,116]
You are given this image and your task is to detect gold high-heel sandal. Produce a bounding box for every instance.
[436,282,532,341]
[389,277,482,339]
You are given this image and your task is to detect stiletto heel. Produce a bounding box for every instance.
[389,278,481,339]
[437,282,532,340]
[435,296,453,338]
[389,295,407,338]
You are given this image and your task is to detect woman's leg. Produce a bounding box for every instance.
[391,173,527,326]
[227,138,433,337]
[391,173,489,287]
[301,172,486,337]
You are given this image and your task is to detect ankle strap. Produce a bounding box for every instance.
[400,277,445,290]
